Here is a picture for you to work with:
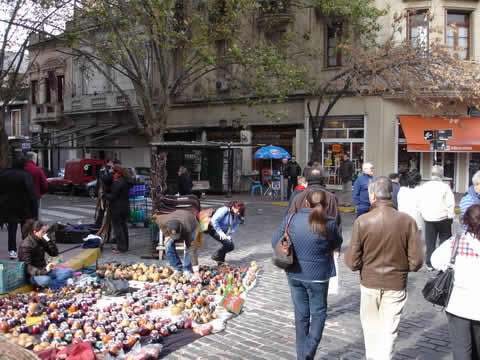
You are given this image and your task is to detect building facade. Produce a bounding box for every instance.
[26,0,480,192]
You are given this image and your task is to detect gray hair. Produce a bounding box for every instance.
[431,165,444,178]
[26,152,37,162]
[306,167,324,184]
[362,162,374,171]
[368,176,392,200]
[472,170,480,186]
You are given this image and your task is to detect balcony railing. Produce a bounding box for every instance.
[63,90,137,113]
[31,103,63,123]
[256,0,293,31]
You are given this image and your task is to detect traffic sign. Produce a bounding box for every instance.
[430,140,446,151]
[424,130,434,140]
[438,129,453,140]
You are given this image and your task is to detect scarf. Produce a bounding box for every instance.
[113,173,122,181]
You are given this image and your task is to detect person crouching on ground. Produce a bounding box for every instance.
[103,165,134,253]
[272,191,342,360]
[19,220,74,289]
[153,210,204,279]
[207,201,245,265]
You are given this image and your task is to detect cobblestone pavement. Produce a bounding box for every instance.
[99,202,459,360]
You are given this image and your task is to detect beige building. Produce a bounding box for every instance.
[26,0,480,193]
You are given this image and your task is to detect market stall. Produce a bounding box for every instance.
[0,262,260,360]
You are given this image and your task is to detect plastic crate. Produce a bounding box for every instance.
[129,185,148,197]
[0,261,25,294]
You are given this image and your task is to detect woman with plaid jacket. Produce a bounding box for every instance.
[431,204,480,360]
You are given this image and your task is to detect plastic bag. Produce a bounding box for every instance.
[103,278,130,296]
[328,256,339,295]
[124,344,163,360]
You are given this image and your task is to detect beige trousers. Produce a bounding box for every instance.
[360,285,407,360]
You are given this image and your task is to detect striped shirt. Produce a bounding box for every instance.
[460,193,480,216]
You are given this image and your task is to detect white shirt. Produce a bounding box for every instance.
[431,232,480,321]
[397,186,423,230]
[418,178,455,221]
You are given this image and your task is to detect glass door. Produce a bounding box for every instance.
[433,152,456,189]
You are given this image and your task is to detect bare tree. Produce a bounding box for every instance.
[0,0,73,168]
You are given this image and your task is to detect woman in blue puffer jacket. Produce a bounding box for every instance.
[273,191,342,360]
[207,201,245,264]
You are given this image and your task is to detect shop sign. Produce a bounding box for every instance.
[332,144,342,152]
[30,124,41,133]
[21,141,31,152]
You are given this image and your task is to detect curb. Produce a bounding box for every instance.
[9,248,101,294]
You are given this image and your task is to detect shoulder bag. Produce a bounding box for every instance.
[272,214,295,269]
[422,233,461,307]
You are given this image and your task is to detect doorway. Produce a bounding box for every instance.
[433,152,456,190]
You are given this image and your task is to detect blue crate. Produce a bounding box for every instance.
[0,261,25,294]
[129,185,148,197]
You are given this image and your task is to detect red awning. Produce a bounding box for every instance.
[398,115,480,152]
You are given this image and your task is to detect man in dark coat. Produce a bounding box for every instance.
[103,166,134,253]
[339,153,354,206]
[24,152,48,218]
[0,153,37,259]
[285,156,302,200]
[389,173,401,209]
[288,167,342,233]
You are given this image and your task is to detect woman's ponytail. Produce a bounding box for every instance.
[306,191,327,236]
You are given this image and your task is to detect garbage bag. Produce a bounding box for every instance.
[103,278,130,296]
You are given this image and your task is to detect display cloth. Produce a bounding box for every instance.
[0,262,259,360]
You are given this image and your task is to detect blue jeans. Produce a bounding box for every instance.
[31,268,74,289]
[165,238,192,272]
[288,277,329,360]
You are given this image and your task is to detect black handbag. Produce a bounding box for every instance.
[422,234,461,307]
[272,214,295,269]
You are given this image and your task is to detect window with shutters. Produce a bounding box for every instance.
[447,12,470,60]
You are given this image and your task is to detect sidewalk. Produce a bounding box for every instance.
[98,201,458,360]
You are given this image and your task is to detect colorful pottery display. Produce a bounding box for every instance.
[0,262,259,358]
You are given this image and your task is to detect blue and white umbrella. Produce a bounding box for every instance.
[253,145,291,159]
[253,145,291,178]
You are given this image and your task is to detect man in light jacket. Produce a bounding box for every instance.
[345,176,423,360]
[418,165,455,270]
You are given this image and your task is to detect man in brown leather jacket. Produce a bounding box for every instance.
[345,176,423,360]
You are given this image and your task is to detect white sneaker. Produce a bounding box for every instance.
[9,251,17,259]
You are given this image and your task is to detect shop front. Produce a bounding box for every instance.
[397,115,480,193]
[308,115,365,189]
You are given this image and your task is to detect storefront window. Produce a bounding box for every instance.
[323,129,347,138]
[322,142,363,185]
[397,144,420,175]
[309,116,364,187]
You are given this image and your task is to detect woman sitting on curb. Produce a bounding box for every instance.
[19,220,74,289]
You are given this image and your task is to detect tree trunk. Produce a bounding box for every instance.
[145,103,168,143]
[0,111,9,169]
